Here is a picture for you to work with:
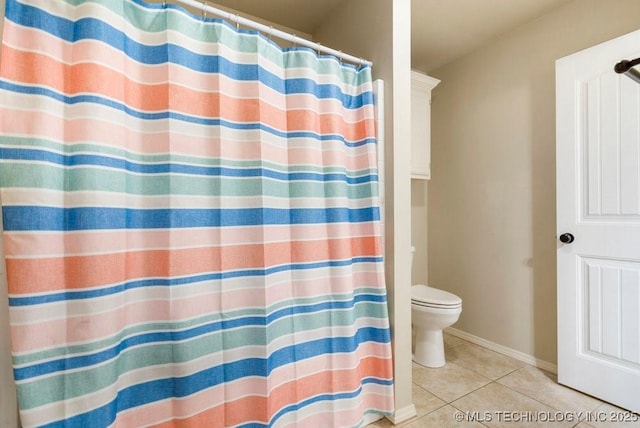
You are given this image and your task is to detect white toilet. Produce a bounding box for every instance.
[410,248,462,368]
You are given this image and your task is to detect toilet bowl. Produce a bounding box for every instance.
[411,284,462,367]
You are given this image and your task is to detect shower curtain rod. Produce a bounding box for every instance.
[173,0,373,67]
[614,57,640,84]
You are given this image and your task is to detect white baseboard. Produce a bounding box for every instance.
[445,327,558,374]
[386,404,417,425]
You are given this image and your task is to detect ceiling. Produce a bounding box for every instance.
[411,0,573,71]
[208,0,574,72]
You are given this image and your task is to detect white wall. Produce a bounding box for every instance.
[315,0,415,421]
[425,0,640,365]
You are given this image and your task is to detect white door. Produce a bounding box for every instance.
[557,30,640,413]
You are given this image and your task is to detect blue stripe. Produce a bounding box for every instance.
[129,0,366,72]
[7,257,385,306]
[0,82,375,148]
[13,294,388,380]
[2,206,380,231]
[5,2,372,109]
[0,148,378,183]
[40,327,391,428]
[251,377,394,428]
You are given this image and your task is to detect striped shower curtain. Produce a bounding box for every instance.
[0,0,394,426]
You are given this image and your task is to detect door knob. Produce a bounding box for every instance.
[559,233,575,244]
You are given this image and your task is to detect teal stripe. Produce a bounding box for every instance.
[13,289,387,366]
[16,301,389,408]
[0,163,378,199]
[3,0,389,421]
[34,0,371,83]
[0,137,378,178]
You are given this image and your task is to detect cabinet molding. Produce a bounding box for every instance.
[411,71,440,180]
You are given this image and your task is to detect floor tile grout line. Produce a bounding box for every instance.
[492,379,571,413]
[439,339,535,407]
[417,365,595,425]
[411,359,494,404]
[451,373,606,427]
[493,367,606,416]
[448,396,492,427]
[401,336,623,428]
[446,378,579,427]
[440,359,524,388]
[444,380,492,406]
[407,376,602,428]
[491,365,528,383]
[444,343,531,381]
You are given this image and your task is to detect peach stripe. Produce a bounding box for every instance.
[10,271,383,352]
[3,22,174,88]
[2,48,374,141]
[13,296,195,351]
[265,342,392,393]
[117,356,392,428]
[292,394,393,428]
[3,223,379,257]
[1,13,390,428]
[2,22,367,104]
[6,237,379,294]
[0,109,375,170]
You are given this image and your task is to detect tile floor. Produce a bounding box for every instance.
[368,333,640,427]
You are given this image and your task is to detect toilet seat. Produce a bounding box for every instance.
[411,284,462,309]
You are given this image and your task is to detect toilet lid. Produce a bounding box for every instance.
[411,284,462,307]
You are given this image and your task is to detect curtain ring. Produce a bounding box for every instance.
[316,42,322,57]
[268,26,273,41]
[202,1,207,18]
[235,14,240,29]
[291,34,297,48]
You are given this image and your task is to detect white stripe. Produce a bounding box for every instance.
[266,319,392,361]
[0,91,373,145]
[9,266,383,324]
[18,333,389,426]
[0,189,375,211]
[2,28,371,123]
[10,295,389,355]
[15,314,390,372]
[2,223,382,259]
[2,33,370,120]
[282,384,393,428]
[0,141,377,175]
[17,0,369,94]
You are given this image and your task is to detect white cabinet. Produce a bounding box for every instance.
[411,71,440,179]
